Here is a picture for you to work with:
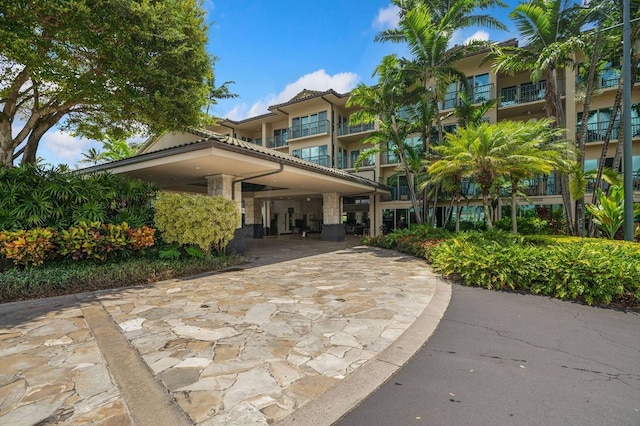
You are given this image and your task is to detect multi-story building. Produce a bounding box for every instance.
[87,39,640,240]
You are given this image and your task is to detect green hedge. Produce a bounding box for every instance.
[0,255,243,303]
[429,232,640,306]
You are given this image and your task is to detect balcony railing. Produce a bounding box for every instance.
[337,122,375,136]
[266,135,288,148]
[577,69,640,90]
[340,157,375,169]
[390,185,411,201]
[288,120,330,140]
[499,80,565,107]
[440,84,495,110]
[577,117,640,143]
[587,172,640,193]
[297,155,330,167]
[521,175,561,196]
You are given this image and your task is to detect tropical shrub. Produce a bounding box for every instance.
[430,234,640,306]
[0,229,56,267]
[494,216,550,235]
[154,192,239,255]
[0,164,158,231]
[0,223,155,267]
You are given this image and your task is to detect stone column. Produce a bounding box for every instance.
[243,197,264,238]
[206,174,244,253]
[321,192,345,241]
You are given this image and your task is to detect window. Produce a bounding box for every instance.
[467,73,490,103]
[337,148,347,169]
[291,145,328,166]
[577,107,620,142]
[291,111,328,138]
[273,128,288,147]
[520,80,546,103]
[349,149,374,168]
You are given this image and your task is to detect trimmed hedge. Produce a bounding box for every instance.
[0,255,243,303]
[429,232,640,306]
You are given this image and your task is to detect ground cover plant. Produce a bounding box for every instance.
[364,226,640,309]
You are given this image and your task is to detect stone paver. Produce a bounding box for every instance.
[0,236,444,425]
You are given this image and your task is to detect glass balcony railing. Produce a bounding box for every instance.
[440,84,495,110]
[288,120,330,140]
[588,172,640,192]
[298,155,330,167]
[337,122,375,136]
[339,157,375,169]
[521,175,560,196]
[266,135,288,148]
[577,117,640,143]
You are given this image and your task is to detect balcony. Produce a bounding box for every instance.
[288,120,330,140]
[521,175,561,196]
[499,80,565,107]
[577,117,640,143]
[298,155,330,167]
[339,157,375,170]
[440,84,495,110]
[337,122,375,137]
[390,185,411,201]
[266,135,288,148]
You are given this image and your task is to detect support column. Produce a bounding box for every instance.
[321,192,345,241]
[243,197,264,238]
[206,174,245,253]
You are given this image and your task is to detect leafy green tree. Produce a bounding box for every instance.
[0,0,212,167]
[206,56,239,116]
[98,136,137,163]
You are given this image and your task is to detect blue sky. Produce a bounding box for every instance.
[39,0,521,167]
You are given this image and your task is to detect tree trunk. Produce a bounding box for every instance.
[611,56,639,176]
[575,26,603,237]
[0,122,15,167]
[511,180,519,234]
[482,189,493,229]
[431,185,439,227]
[455,190,461,233]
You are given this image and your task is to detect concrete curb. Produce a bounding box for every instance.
[276,278,452,426]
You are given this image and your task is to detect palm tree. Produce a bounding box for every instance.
[430,122,511,229]
[500,119,569,234]
[489,0,587,235]
[377,0,506,148]
[347,55,424,223]
[79,147,103,166]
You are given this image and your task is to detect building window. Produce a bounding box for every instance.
[467,73,490,103]
[291,111,328,138]
[291,145,328,167]
[337,148,347,169]
[273,128,288,147]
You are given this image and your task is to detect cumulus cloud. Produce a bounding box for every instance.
[224,69,359,120]
[464,30,490,45]
[373,5,401,30]
[40,130,96,167]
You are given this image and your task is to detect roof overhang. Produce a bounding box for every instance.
[77,134,390,200]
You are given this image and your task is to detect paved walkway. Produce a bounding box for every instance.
[0,236,450,425]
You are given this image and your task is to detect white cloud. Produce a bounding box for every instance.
[41,130,95,167]
[373,5,401,30]
[224,69,359,120]
[463,30,490,45]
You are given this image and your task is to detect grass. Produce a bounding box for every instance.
[0,255,244,304]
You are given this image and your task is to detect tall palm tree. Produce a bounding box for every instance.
[500,119,570,234]
[348,55,424,222]
[489,0,587,235]
[377,0,506,148]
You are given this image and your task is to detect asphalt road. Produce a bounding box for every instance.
[337,284,640,426]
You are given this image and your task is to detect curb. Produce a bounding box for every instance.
[276,278,452,426]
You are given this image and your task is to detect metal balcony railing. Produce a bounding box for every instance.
[337,122,375,136]
[288,120,330,140]
[577,116,640,143]
[499,80,565,107]
[390,185,412,201]
[440,84,495,110]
